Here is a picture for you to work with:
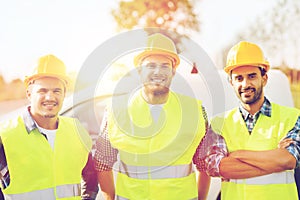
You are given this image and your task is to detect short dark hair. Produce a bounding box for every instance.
[229,66,267,79]
[258,67,267,76]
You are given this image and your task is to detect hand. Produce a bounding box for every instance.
[278,138,294,149]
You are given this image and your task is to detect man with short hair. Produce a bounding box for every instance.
[0,54,95,200]
[208,41,300,200]
[94,33,211,200]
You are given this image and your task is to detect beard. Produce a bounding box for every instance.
[43,113,57,118]
[145,82,170,95]
[238,86,263,105]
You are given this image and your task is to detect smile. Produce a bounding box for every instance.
[42,102,58,107]
[150,77,165,83]
[241,88,255,95]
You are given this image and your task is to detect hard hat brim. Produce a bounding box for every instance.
[134,49,180,68]
[224,62,270,74]
[24,73,70,87]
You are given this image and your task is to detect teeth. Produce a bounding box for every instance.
[43,103,57,106]
[242,89,254,95]
[151,78,164,83]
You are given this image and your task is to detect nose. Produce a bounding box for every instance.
[241,78,250,88]
[153,65,161,74]
[44,91,55,100]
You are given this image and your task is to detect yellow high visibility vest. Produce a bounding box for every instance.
[108,91,206,200]
[0,116,92,200]
[211,103,300,200]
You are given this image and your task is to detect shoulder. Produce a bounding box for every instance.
[210,108,238,130]
[0,116,23,136]
[212,107,238,120]
[171,91,202,105]
[59,116,93,151]
[271,102,300,116]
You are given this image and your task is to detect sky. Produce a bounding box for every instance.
[0,0,279,82]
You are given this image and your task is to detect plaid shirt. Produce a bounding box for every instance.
[206,97,300,177]
[94,106,211,172]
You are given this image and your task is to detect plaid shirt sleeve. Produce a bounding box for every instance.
[283,116,300,168]
[94,109,118,172]
[193,106,228,175]
[0,137,10,189]
[192,106,208,171]
[204,128,228,177]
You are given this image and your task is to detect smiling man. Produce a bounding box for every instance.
[208,41,300,200]
[0,55,94,200]
[94,33,211,200]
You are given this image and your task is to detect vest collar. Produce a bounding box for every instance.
[239,97,272,120]
[22,106,38,134]
[22,106,60,134]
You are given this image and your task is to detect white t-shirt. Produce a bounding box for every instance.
[36,124,57,150]
[149,104,164,122]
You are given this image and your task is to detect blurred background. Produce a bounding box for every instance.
[0,0,299,114]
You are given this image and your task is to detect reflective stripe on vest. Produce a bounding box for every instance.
[56,183,81,198]
[119,162,193,179]
[4,183,81,200]
[229,171,295,185]
[4,188,55,200]
[116,196,198,200]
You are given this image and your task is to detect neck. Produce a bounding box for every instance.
[142,88,169,104]
[30,113,58,130]
[242,96,265,115]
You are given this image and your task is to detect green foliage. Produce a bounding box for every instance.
[236,0,300,69]
[111,0,200,51]
[291,83,300,109]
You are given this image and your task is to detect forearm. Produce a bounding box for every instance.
[230,148,296,173]
[219,156,269,179]
[97,170,115,200]
[81,153,99,200]
[197,171,210,200]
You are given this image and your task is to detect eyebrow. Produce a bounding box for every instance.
[144,61,172,65]
[248,72,258,76]
[234,72,258,76]
[37,87,63,91]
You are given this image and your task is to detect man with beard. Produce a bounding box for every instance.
[94,33,211,200]
[207,41,300,200]
[0,54,95,200]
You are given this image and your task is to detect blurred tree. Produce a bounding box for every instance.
[235,0,300,69]
[0,75,5,88]
[111,0,201,52]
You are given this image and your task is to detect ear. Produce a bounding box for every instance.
[136,66,142,75]
[229,76,233,86]
[172,68,176,77]
[26,87,31,100]
[262,73,268,87]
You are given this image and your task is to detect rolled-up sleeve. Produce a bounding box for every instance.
[193,106,228,175]
[204,128,228,177]
[94,110,118,172]
[284,116,300,168]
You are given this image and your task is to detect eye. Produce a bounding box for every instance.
[145,63,157,69]
[234,76,243,82]
[54,89,63,95]
[249,74,257,79]
[38,89,47,94]
[161,64,172,70]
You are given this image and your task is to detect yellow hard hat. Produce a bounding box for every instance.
[24,54,69,87]
[224,41,270,74]
[134,33,180,68]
